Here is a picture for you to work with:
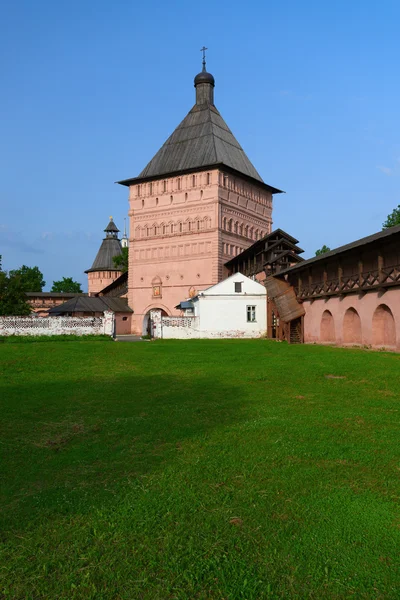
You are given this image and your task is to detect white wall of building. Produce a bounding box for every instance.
[196,272,266,338]
[159,273,267,339]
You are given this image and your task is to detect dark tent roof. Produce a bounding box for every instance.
[49,297,132,315]
[85,238,122,273]
[137,103,263,182]
[117,68,283,194]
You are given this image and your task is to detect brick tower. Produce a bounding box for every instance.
[118,57,283,334]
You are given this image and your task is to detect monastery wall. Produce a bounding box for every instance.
[302,288,400,351]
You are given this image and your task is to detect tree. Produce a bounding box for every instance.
[0,270,31,315]
[51,277,82,293]
[315,245,331,256]
[9,265,45,292]
[382,205,400,229]
[113,247,128,273]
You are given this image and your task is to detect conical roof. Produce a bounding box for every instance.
[105,218,119,233]
[137,103,263,182]
[85,219,122,273]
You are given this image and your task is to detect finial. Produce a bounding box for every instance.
[109,215,113,220]
[200,46,208,72]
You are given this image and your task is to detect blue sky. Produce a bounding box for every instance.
[1,0,399,290]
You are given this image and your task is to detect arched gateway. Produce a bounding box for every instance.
[142,308,168,337]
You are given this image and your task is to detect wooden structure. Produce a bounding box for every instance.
[279,224,400,300]
[225,229,304,279]
[225,229,305,342]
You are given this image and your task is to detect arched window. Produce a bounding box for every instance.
[185,192,188,200]
[320,310,335,343]
[177,178,181,190]
[372,304,396,347]
[192,175,196,187]
[170,195,173,203]
[163,180,167,192]
[228,219,233,232]
[234,222,238,234]
[223,217,227,230]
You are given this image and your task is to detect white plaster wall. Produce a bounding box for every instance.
[0,312,114,337]
[162,316,200,339]
[197,294,266,338]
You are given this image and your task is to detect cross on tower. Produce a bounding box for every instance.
[200,46,208,70]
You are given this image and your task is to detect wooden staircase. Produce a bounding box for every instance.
[289,318,302,344]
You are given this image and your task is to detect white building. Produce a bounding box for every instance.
[156,272,267,339]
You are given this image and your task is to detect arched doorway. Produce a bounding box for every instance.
[343,308,362,344]
[372,304,396,347]
[142,308,168,337]
[320,310,335,343]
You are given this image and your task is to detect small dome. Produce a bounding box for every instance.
[194,70,215,87]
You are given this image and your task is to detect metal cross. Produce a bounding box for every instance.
[200,46,208,69]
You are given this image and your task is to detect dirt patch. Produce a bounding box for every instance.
[325,374,347,379]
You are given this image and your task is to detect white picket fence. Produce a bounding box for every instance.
[0,311,115,337]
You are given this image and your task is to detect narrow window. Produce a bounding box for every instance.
[177,178,181,190]
[247,305,256,322]
[235,282,242,293]
[185,192,188,200]
[207,172,211,185]
[149,182,153,195]
[192,175,196,187]
[137,185,141,196]
[223,174,228,187]
[163,180,167,192]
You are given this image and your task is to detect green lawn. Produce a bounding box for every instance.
[1,339,400,599]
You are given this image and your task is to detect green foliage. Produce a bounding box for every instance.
[9,264,45,292]
[315,244,331,256]
[1,340,400,598]
[382,205,400,229]
[51,277,83,293]
[113,246,128,272]
[0,270,31,315]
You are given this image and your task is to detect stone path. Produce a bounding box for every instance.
[115,335,147,342]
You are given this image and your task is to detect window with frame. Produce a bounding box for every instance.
[247,305,256,322]
[234,282,242,293]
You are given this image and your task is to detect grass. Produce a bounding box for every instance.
[1,339,400,599]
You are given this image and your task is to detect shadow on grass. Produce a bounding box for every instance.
[0,372,249,535]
